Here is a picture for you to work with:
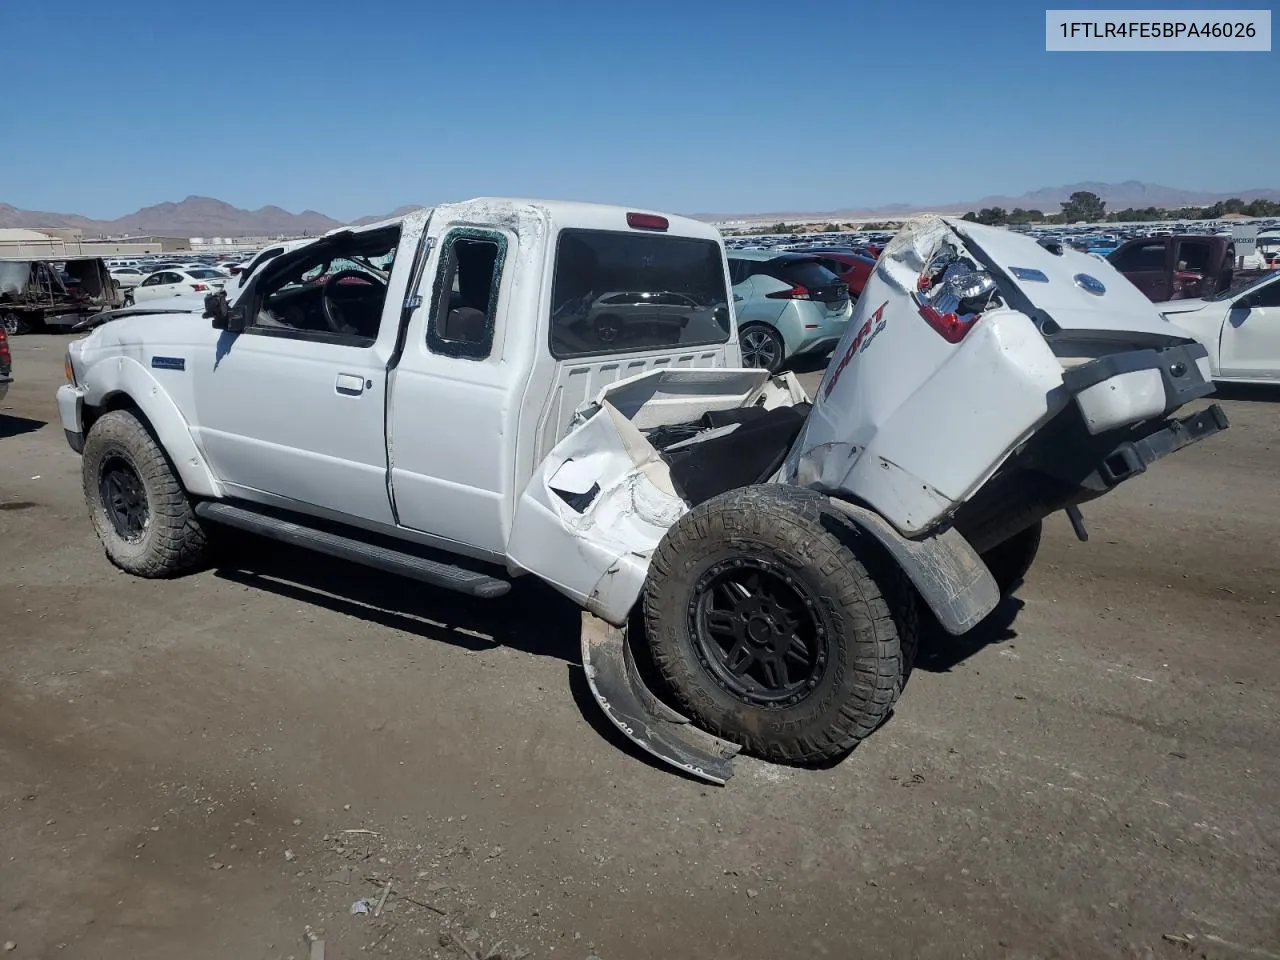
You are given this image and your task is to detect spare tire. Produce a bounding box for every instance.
[643,485,915,765]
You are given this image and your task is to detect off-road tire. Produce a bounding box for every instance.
[82,409,208,577]
[980,519,1042,597]
[643,485,915,765]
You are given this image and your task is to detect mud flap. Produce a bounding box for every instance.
[580,612,740,785]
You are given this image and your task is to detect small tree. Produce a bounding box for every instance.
[1060,191,1106,223]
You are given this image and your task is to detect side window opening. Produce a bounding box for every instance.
[426,231,505,360]
[248,225,400,346]
[1177,241,1212,273]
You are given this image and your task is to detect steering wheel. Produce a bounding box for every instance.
[321,269,387,334]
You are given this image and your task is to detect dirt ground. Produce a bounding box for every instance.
[1,333,1278,960]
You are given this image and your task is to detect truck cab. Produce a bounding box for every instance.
[61,200,739,563]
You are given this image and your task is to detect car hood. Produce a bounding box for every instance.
[1154,297,1212,316]
[74,296,207,330]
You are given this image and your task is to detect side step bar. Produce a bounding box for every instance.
[195,501,511,599]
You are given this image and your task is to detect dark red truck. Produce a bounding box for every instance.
[1106,234,1262,302]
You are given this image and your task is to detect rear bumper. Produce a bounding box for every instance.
[0,374,11,404]
[1095,403,1228,487]
[1063,342,1214,435]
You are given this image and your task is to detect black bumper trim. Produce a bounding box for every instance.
[1062,342,1214,412]
[1098,404,1229,487]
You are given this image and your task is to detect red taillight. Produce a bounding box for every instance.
[766,284,812,300]
[917,300,977,343]
[626,212,669,231]
[0,330,10,368]
[191,283,209,291]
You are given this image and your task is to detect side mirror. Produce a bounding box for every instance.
[204,290,230,329]
[226,303,249,333]
[205,289,249,332]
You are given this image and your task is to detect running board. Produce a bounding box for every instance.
[581,613,740,785]
[195,501,511,599]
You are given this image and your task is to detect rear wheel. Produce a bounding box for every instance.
[593,314,622,344]
[82,409,208,577]
[1,312,31,335]
[739,323,785,373]
[980,519,1042,597]
[644,486,914,764]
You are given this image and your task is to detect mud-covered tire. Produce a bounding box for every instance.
[82,409,208,577]
[980,519,1042,597]
[643,485,915,765]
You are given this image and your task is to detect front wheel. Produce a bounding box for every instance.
[738,323,786,373]
[82,410,208,577]
[643,486,915,765]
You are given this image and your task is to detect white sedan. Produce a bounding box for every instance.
[133,268,231,303]
[1160,270,1280,385]
[109,267,147,290]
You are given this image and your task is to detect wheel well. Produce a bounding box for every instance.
[85,393,151,436]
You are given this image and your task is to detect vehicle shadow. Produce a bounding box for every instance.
[0,414,47,439]
[912,596,1023,674]
[1212,382,1280,404]
[784,353,832,376]
[210,537,583,663]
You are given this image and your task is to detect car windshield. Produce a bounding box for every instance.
[1205,270,1278,301]
[769,258,843,290]
[186,268,226,279]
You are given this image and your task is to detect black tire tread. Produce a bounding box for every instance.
[82,409,207,578]
[643,485,912,765]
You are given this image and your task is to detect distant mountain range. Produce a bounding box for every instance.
[693,181,1280,222]
[0,196,426,239]
[3,182,1278,238]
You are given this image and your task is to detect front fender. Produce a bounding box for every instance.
[82,356,222,498]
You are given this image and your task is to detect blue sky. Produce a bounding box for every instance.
[4,0,1276,219]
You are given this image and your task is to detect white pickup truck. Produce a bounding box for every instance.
[57,199,1228,783]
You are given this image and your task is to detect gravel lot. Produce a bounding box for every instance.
[2,333,1278,960]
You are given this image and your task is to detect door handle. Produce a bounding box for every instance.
[335,373,366,396]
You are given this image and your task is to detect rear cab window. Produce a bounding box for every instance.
[550,230,731,358]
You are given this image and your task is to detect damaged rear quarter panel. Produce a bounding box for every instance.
[507,401,688,625]
[785,217,1071,536]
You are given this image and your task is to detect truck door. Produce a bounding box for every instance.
[1111,239,1171,301]
[191,222,418,526]
[1219,276,1280,379]
[385,218,519,558]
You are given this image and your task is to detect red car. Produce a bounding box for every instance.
[808,250,878,300]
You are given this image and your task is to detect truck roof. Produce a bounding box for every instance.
[328,198,721,243]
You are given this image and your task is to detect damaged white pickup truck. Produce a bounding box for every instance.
[57,200,1228,783]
